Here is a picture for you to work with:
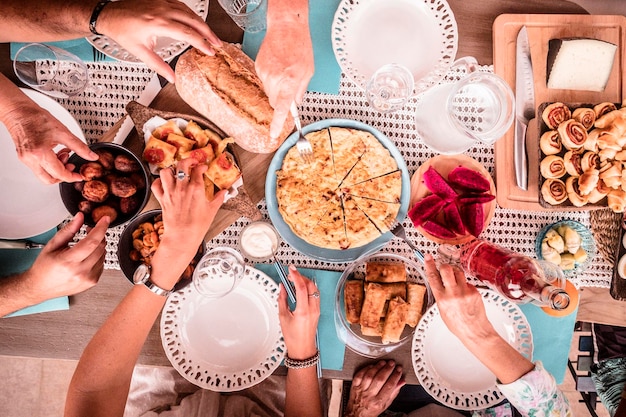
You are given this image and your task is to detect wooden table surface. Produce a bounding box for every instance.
[3,0,623,386]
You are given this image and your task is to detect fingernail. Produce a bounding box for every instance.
[395,366,403,373]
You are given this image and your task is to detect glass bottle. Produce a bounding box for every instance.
[441,238,570,310]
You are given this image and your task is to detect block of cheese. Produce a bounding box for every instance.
[547,38,617,92]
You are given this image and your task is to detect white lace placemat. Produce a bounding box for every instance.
[56,62,612,289]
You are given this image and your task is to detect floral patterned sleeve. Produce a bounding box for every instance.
[495,362,572,417]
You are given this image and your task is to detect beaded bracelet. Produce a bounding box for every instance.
[89,0,113,36]
[284,350,320,369]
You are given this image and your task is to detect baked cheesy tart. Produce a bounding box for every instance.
[275,127,401,250]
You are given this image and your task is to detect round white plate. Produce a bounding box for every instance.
[160,266,285,392]
[0,88,84,239]
[86,0,209,63]
[411,289,533,411]
[332,0,458,95]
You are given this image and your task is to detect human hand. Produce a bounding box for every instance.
[23,212,108,302]
[151,158,226,260]
[4,92,97,184]
[278,266,320,360]
[255,13,314,139]
[424,254,496,342]
[97,0,222,83]
[345,360,405,417]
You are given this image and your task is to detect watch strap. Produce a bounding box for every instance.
[141,278,173,297]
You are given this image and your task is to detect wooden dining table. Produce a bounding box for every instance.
[1,0,624,388]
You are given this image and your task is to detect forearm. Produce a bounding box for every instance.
[460,330,534,384]
[285,367,323,417]
[267,0,309,27]
[0,0,97,42]
[0,272,43,316]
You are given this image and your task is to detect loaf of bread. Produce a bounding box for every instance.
[175,44,294,154]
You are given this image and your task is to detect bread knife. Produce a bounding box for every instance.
[514,26,536,191]
[112,73,163,145]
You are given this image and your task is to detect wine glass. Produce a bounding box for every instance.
[365,63,414,113]
[193,247,246,298]
[13,43,100,98]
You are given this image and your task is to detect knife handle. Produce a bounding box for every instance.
[514,120,529,191]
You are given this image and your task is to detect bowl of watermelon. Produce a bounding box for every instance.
[409,155,496,245]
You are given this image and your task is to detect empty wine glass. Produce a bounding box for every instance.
[193,247,246,298]
[366,63,414,113]
[13,43,101,98]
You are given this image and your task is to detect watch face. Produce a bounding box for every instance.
[133,264,150,284]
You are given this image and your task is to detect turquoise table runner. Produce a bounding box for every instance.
[0,228,69,318]
[254,264,346,371]
[242,0,342,95]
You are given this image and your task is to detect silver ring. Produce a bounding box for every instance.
[308,292,320,299]
[176,170,189,181]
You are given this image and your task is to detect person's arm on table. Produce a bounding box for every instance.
[255,0,314,139]
[0,212,108,317]
[344,360,405,417]
[0,0,221,83]
[0,73,98,184]
[279,266,323,417]
[425,254,571,416]
[64,159,226,417]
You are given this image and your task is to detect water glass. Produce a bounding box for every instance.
[218,0,267,33]
[13,43,89,98]
[193,247,246,298]
[365,63,414,113]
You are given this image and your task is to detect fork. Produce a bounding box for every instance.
[386,220,425,263]
[92,47,106,62]
[290,102,313,163]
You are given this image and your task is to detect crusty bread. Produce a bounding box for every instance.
[175,44,293,153]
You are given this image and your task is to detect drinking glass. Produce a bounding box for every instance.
[366,63,414,113]
[13,43,90,98]
[193,247,246,298]
[218,0,267,33]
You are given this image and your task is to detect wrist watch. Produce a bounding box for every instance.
[133,264,172,297]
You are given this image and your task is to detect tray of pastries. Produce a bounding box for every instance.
[538,101,626,213]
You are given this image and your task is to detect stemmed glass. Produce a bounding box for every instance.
[13,43,102,98]
[365,63,414,113]
[193,247,246,298]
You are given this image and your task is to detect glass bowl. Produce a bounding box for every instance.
[238,221,281,262]
[334,252,433,358]
[535,219,596,277]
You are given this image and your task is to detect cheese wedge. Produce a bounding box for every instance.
[547,38,617,92]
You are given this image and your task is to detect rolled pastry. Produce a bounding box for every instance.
[545,229,565,253]
[597,132,622,151]
[599,147,618,162]
[599,161,622,189]
[594,102,618,121]
[541,241,562,265]
[540,155,567,178]
[587,179,611,203]
[558,119,588,150]
[542,102,572,129]
[406,283,426,328]
[583,129,599,152]
[381,296,409,345]
[566,176,589,207]
[344,280,364,324]
[578,169,599,196]
[608,188,626,213]
[615,150,626,161]
[541,178,568,205]
[563,226,582,254]
[572,107,596,131]
[540,130,562,155]
[581,151,600,172]
[564,150,584,177]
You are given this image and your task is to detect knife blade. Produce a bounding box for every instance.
[514,26,536,191]
[0,240,45,249]
[112,73,164,145]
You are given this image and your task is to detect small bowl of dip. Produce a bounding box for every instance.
[239,221,281,261]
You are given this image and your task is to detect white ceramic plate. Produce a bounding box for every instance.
[160,266,285,392]
[86,0,209,63]
[411,289,533,411]
[0,89,84,239]
[332,0,458,95]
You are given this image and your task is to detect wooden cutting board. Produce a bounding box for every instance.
[100,83,275,240]
[492,14,626,210]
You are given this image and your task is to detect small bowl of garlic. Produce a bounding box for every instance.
[536,220,596,277]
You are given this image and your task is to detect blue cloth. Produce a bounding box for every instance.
[242,0,342,95]
[0,228,69,318]
[520,302,578,384]
[254,264,346,371]
[11,38,114,62]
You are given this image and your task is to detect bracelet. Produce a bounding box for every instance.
[284,350,320,369]
[89,0,113,36]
